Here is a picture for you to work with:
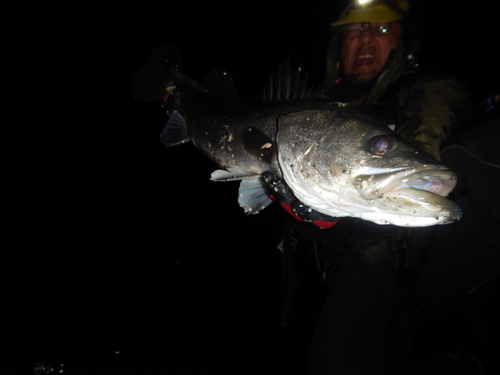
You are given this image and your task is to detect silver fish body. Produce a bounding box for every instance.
[276,107,460,226]
[134,45,461,227]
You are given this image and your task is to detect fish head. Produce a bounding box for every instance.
[277,107,461,227]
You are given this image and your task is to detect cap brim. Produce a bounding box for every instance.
[332,4,404,26]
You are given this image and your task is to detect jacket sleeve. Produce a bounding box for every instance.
[395,72,473,160]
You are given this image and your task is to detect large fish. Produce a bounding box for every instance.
[134,44,461,227]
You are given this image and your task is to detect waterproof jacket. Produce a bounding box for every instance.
[313,32,473,160]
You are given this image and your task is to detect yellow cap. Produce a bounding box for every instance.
[332,0,409,26]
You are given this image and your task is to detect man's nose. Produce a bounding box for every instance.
[359,28,374,44]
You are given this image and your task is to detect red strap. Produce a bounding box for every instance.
[313,219,340,229]
[280,202,303,222]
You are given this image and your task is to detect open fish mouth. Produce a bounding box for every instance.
[354,165,458,202]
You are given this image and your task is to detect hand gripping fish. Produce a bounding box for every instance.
[133,44,461,227]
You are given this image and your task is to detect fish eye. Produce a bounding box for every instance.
[368,136,396,156]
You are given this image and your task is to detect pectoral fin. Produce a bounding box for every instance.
[210,170,272,214]
[238,176,273,214]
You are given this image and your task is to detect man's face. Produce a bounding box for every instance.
[340,21,404,85]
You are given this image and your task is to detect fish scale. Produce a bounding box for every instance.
[134,44,461,227]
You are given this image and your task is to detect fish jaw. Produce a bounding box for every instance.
[281,161,462,226]
[350,165,462,226]
[353,165,458,200]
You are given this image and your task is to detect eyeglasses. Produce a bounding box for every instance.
[340,22,393,39]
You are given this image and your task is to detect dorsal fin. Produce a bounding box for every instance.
[200,68,239,99]
[256,57,312,101]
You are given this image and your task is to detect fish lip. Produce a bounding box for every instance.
[353,165,458,200]
[353,165,462,223]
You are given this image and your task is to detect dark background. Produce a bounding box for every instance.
[2,0,498,373]
[129,0,498,102]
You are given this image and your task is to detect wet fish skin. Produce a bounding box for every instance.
[134,44,461,227]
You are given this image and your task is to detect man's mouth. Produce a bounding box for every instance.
[356,54,375,65]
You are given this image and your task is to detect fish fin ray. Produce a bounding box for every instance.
[238,176,273,215]
[210,168,257,181]
[211,171,272,214]
[160,110,189,147]
[242,127,276,163]
[256,57,312,101]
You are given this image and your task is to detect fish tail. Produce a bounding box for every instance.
[160,110,189,147]
[134,43,198,147]
[133,43,196,102]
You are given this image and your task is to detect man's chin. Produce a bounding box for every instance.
[346,73,378,86]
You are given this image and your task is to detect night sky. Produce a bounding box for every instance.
[129,0,498,101]
[3,1,498,373]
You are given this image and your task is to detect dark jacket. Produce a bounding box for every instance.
[296,31,475,278]
[313,32,473,160]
